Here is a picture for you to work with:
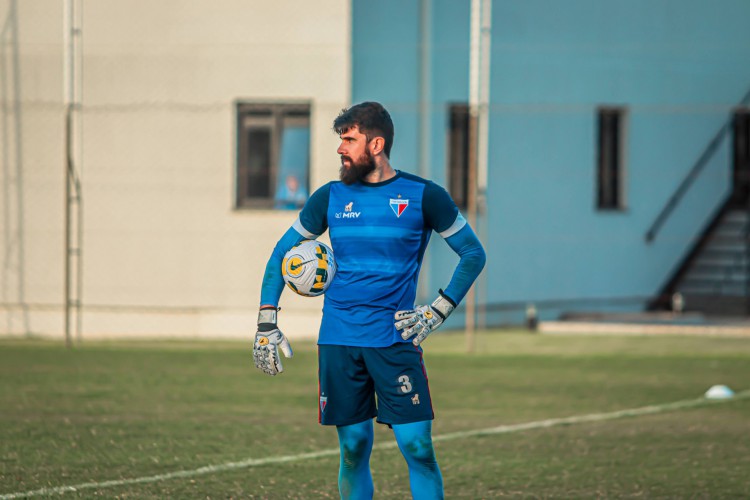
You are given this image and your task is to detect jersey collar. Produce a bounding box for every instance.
[359,170,402,187]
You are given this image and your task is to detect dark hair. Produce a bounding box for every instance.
[333,101,394,158]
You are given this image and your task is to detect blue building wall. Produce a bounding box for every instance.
[351,0,750,325]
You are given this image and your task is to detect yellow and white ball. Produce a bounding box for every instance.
[281,240,336,297]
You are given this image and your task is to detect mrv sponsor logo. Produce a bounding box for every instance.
[335,201,361,219]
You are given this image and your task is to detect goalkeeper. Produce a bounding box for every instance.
[255,102,486,500]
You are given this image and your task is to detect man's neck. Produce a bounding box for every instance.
[364,159,396,184]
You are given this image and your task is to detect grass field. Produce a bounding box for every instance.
[1,331,749,498]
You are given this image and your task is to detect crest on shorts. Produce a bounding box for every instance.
[320,395,328,413]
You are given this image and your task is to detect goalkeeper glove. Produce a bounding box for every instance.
[253,307,293,376]
[394,290,456,346]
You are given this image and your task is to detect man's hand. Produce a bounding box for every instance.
[395,291,456,346]
[253,308,293,376]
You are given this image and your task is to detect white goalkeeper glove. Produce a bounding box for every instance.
[253,307,293,376]
[395,290,456,346]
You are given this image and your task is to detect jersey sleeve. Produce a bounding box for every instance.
[297,182,331,237]
[442,224,486,305]
[422,181,485,305]
[422,181,466,236]
[259,183,331,308]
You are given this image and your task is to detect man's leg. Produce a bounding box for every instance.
[336,419,375,500]
[392,420,443,500]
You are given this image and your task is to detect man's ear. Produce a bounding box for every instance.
[369,136,385,156]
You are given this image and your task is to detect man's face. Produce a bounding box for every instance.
[337,126,376,185]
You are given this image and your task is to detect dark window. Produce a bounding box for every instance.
[597,107,626,210]
[733,108,750,205]
[448,104,470,209]
[236,103,310,209]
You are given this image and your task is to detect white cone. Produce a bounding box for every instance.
[704,385,735,399]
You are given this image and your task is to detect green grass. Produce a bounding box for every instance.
[1,331,749,498]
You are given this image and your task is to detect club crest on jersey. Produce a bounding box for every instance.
[335,201,360,219]
[390,198,409,217]
[320,395,328,413]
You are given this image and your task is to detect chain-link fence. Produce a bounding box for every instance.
[3,0,750,340]
[1,0,350,340]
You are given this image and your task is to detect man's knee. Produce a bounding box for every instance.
[399,433,438,468]
[339,426,373,468]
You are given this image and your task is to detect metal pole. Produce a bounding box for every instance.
[418,0,432,303]
[467,0,492,352]
[63,0,82,347]
[419,0,432,180]
[466,0,480,353]
[477,0,492,198]
[63,0,73,348]
[466,119,478,351]
[477,0,492,330]
[75,2,84,343]
[76,170,83,344]
[64,108,72,349]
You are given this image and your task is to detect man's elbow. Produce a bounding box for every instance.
[465,245,486,275]
[475,246,487,273]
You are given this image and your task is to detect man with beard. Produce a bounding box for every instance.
[254,102,486,499]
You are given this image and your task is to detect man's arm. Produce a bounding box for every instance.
[395,221,486,346]
[254,183,331,375]
[396,183,486,346]
[260,183,331,308]
[259,222,311,308]
[441,220,487,306]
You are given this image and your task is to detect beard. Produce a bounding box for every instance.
[339,151,376,185]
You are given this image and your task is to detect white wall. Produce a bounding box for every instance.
[0,0,350,340]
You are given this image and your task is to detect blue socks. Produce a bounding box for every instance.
[336,420,443,500]
[336,421,374,500]
[392,420,444,500]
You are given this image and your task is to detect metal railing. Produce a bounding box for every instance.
[645,88,750,243]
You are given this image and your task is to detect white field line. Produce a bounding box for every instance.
[2,390,748,499]
[539,321,750,337]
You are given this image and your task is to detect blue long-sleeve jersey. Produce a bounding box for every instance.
[260,170,486,347]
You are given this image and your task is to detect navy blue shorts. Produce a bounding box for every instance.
[318,343,434,426]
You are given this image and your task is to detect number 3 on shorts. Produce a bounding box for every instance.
[398,374,412,393]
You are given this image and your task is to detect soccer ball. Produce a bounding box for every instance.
[281,240,336,297]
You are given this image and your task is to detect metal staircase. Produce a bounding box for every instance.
[647,95,750,317]
[673,209,749,315]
